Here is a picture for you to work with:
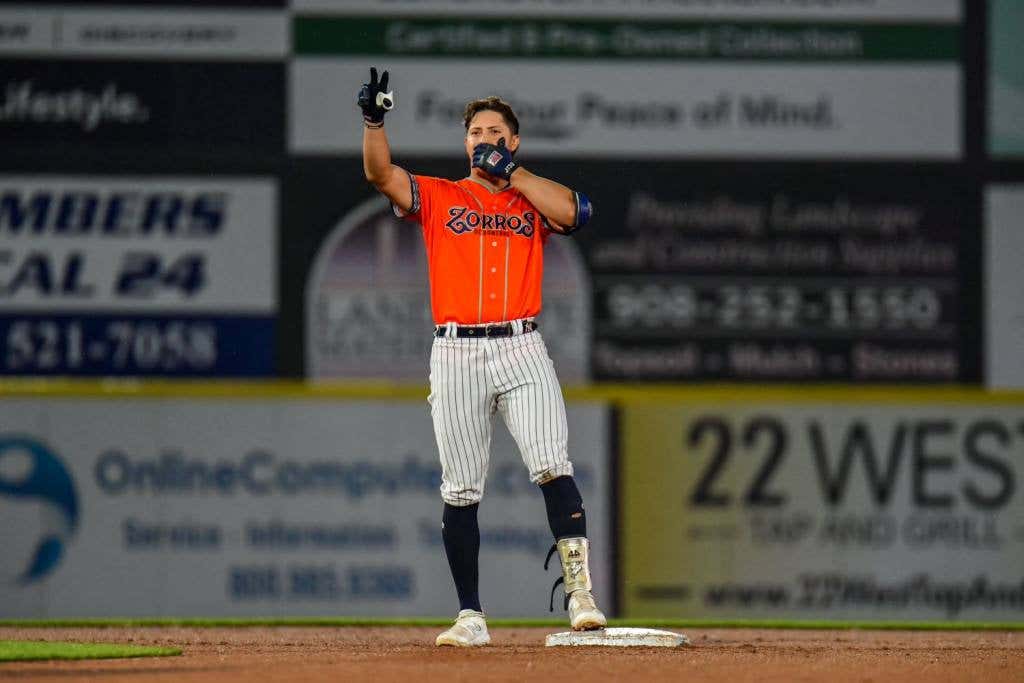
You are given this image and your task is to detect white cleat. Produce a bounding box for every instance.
[568,590,607,631]
[435,609,491,647]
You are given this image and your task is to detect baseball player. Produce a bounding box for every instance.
[358,67,604,646]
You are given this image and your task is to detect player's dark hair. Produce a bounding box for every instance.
[463,96,520,136]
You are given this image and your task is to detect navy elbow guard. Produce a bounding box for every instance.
[571,191,592,232]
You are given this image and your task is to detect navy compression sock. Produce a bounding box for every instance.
[442,502,482,613]
[539,476,587,540]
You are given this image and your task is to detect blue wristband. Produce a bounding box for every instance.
[573,192,593,230]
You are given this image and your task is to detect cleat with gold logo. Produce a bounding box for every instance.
[545,537,607,631]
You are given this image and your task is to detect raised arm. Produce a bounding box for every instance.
[472,139,592,234]
[359,67,414,213]
[363,126,413,213]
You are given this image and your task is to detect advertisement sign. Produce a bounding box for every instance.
[297,17,958,61]
[989,0,1024,157]
[0,396,611,618]
[576,164,976,382]
[620,394,1024,621]
[291,4,960,159]
[0,176,277,376]
[284,160,977,383]
[0,7,286,59]
[985,185,1024,390]
[293,0,961,21]
[291,59,960,159]
[0,61,284,153]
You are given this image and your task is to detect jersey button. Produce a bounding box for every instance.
[489,293,496,299]
[491,241,498,247]
[490,267,497,273]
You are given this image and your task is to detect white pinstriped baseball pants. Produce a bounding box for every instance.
[429,321,574,506]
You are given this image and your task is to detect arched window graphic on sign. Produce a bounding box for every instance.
[306,196,591,382]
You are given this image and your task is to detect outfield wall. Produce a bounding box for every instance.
[618,389,1024,621]
[1,382,1022,621]
[0,384,611,618]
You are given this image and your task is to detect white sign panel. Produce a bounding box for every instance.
[0,176,276,312]
[0,10,53,53]
[291,60,960,159]
[0,8,287,59]
[986,185,1024,390]
[0,397,611,618]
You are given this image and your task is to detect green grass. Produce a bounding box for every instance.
[0,640,181,663]
[0,617,1022,631]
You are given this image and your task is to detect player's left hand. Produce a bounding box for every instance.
[472,138,520,180]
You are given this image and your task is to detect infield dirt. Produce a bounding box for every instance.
[0,626,1021,682]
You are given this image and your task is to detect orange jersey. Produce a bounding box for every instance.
[405,174,553,325]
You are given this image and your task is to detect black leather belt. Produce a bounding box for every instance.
[435,320,538,338]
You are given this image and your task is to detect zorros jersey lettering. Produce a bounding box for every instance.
[444,207,536,237]
[414,174,554,324]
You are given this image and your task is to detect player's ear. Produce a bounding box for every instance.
[507,134,520,156]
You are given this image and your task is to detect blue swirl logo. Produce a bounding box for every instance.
[0,437,79,584]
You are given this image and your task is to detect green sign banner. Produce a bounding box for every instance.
[295,18,958,62]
